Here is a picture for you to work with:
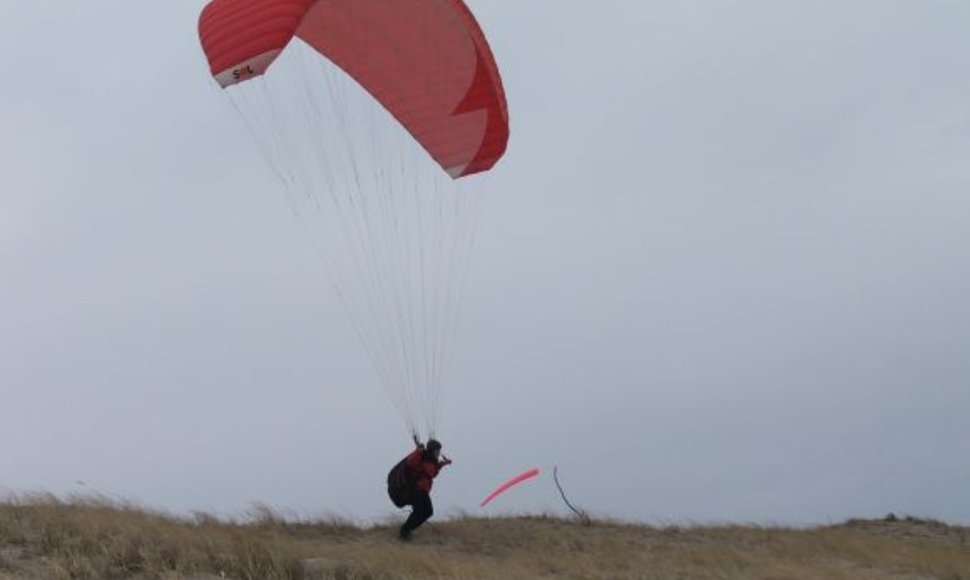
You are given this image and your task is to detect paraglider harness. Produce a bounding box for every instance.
[387,457,417,508]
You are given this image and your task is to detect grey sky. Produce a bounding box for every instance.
[2,1,969,525]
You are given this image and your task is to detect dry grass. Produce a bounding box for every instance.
[0,496,967,579]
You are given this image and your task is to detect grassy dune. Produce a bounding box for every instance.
[0,496,967,579]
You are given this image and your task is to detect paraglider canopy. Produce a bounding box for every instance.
[197,0,510,439]
[198,0,509,178]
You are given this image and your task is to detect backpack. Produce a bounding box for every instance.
[386,458,414,508]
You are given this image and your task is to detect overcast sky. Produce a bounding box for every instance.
[2,1,969,526]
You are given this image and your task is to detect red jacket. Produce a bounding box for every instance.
[403,446,445,493]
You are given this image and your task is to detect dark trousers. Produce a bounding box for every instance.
[401,490,434,533]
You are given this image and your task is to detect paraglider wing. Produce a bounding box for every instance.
[199,0,509,178]
[197,0,510,438]
[480,468,540,508]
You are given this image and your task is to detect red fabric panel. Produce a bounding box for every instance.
[296,0,509,177]
[199,0,313,77]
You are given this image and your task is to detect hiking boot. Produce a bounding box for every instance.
[398,525,412,542]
